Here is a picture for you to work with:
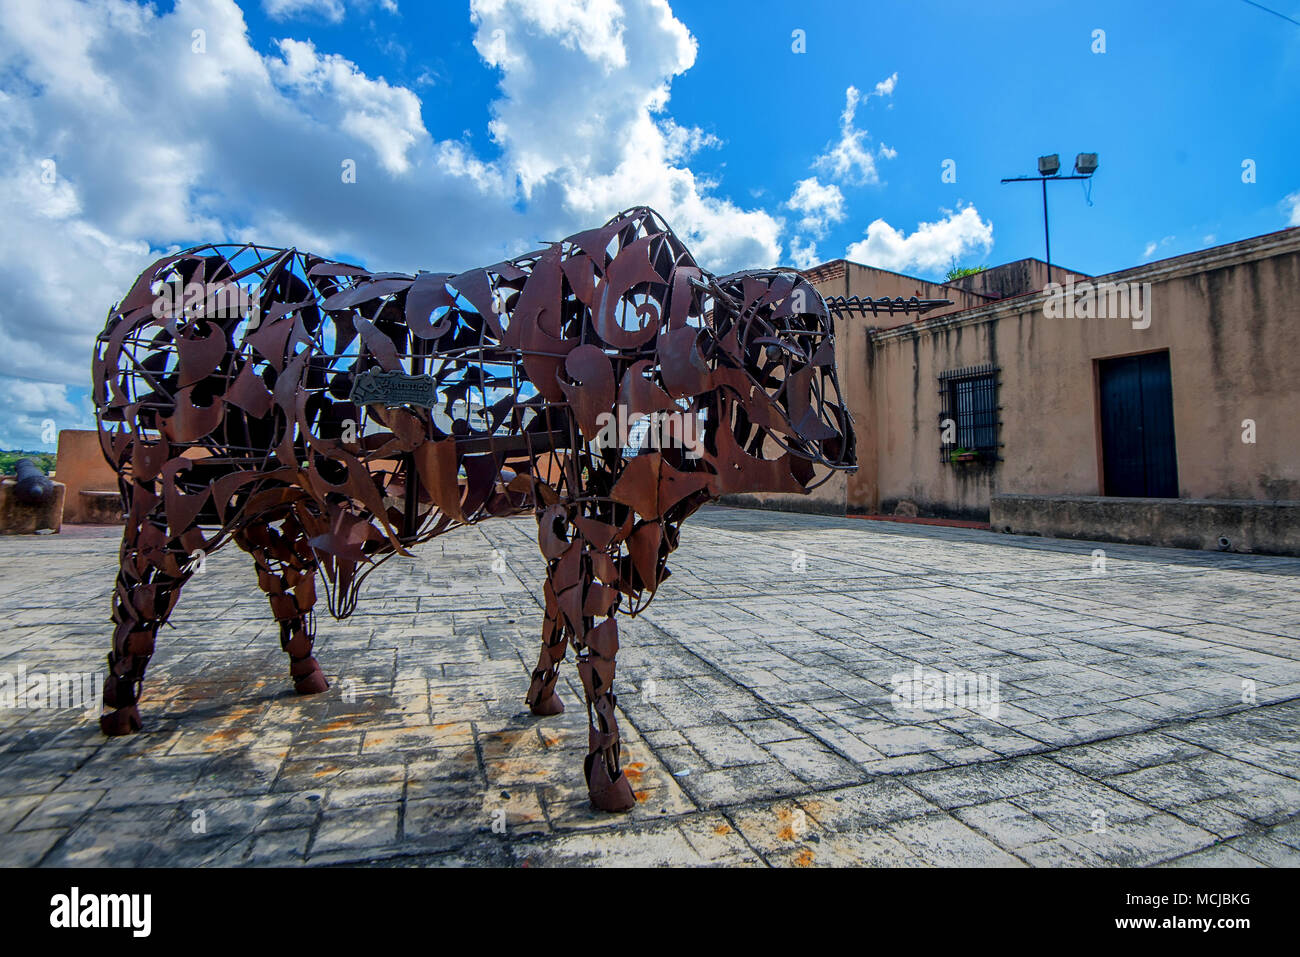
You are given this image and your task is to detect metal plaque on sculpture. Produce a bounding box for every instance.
[349,369,437,408]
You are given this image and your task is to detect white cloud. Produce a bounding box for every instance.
[468,0,780,267]
[475,0,633,73]
[268,38,427,175]
[1285,190,1300,226]
[787,237,821,270]
[843,205,994,276]
[812,77,897,186]
[1142,235,1175,260]
[263,0,345,22]
[785,176,845,238]
[0,376,93,450]
[0,0,788,445]
[660,117,721,162]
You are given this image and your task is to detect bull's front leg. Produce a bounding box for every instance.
[525,575,568,715]
[530,505,635,812]
[578,613,633,812]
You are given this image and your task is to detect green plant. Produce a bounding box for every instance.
[0,450,56,475]
[944,263,987,282]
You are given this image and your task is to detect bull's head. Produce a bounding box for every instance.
[678,267,857,497]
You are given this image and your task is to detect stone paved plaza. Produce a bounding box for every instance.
[1,507,1299,867]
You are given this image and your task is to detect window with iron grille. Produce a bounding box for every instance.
[938,364,1001,462]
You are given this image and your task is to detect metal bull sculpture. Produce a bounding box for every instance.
[92,206,857,811]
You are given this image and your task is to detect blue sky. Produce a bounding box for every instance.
[0,0,1297,450]
[232,0,1300,276]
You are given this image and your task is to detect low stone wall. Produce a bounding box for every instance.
[716,469,848,516]
[79,490,125,524]
[717,492,845,516]
[0,479,65,534]
[991,493,1300,556]
[55,429,122,524]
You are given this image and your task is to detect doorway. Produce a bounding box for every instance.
[1097,350,1179,498]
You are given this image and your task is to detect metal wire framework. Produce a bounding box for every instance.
[92,206,857,811]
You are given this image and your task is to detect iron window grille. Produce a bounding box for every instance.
[938,364,1002,462]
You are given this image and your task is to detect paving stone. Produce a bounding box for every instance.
[1,510,1298,866]
[955,799,1064,849]
[676,813,763,865]
[1222,833,1300,866]
[680,724,770,768]
[310,803,402,857]
[884,812,1026,867]
[1162,844,1265,867]
[906,756,1087,810]
[14,788,105,832]
[798,779,939,830]
[0,828,65,867]
[1068,812,1219,866]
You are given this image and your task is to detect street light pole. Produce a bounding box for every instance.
[1042,177,1050,273]
[1002,153,1097,279]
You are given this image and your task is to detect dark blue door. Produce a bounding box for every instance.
[1098,351,1179,498]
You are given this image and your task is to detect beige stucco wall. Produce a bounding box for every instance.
[55,429,121,523]
[859,228,1300,518]
[947,258,1088,304]
[719,469,847,515]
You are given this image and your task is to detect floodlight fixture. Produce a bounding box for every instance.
[1001,151,1100,274]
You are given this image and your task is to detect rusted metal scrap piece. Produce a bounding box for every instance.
[92,206,857,812]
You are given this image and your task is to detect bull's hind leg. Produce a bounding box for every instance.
[533,508,635,811]
[525,577,569,716]
[577,613,634,812]
[102,506,193,735]
[235,516,328,695]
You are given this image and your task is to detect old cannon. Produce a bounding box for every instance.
[11,458,55,507]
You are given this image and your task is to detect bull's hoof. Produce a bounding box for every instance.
[528,692,565,716]
[294,671,329,695]
[588,770,636,813]
[100,706,142,736]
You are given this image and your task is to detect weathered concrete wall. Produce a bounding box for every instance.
[0,479,64,534]
[862,228,1300,520]
[718,468,848,516]
[839,262,992,319]
[55,429,121,524]
[992,493,1300,556]
[801,258,1089,516]
[948,258,1088,302]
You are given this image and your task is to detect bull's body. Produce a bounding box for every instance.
[93,207,854,810]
